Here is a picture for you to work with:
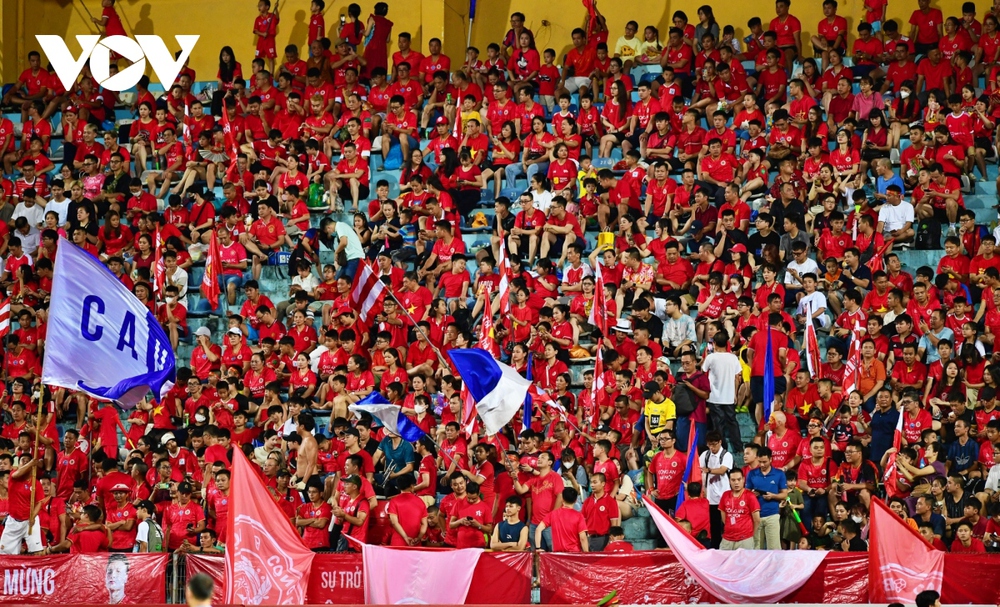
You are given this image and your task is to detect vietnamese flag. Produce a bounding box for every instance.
[225,448,314,605]
[200,228,222,310]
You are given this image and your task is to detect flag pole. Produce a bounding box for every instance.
[27,387,43,534]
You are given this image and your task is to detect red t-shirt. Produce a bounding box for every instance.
[719,489,760,541]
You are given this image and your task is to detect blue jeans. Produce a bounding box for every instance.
[675,416,708,452]
[528,523,552,551]
[505,160,549,189]
[336,258,360,282]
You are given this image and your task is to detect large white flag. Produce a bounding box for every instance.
[42,238,176,407]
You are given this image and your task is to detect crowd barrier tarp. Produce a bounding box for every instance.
[0,553,167,604]
[540,552,1000,605]
[187,550,532,605]
[941,554,1000,605]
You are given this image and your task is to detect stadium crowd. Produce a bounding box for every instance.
[0,0,997,556]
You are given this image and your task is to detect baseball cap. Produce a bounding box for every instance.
[194,327,212,337]
[111,483,130,493]
[227,327,243,335]
[177,481,193,494]
[342,427,360,438]
[731,244,747,254]
[160,432,176,445]
[436,116,449,125]
[657,356,671,365]
[283,432,302,444]
[597,424,612,433]
[643,381,662,399]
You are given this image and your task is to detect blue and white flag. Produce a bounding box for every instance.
[448,349,531,435]
[42,238,175,408]
[349,392,426,442]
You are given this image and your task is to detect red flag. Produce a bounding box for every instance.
[865,238,895,273]
[868,498,944,603]
[589,264,607,336]
[842,321,863,394]
[588,343,604,427]
[200,228,222,311]
[883,410,905,497]
[479,287,500,358]
[153,229,165,299]
[581,0,598,34]
[803,301,822,377]
[350,261,387,322]
[226,448,315,605]
[460,386,479,437]
[0,298,10,338]
[497,236,511,315]
[220,104,241,182]
[452,105,463,141]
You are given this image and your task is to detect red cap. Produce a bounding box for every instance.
[731,244,747,254]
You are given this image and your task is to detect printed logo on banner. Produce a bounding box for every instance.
[879,563,944,602]
[231,515,307,605]
[35,35,198,92]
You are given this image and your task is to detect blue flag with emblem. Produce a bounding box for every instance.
[524,353,534,433]
[41,238,176,408]
[762,327,775,426]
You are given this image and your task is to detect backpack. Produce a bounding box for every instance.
[670,383,697,417]
[145,520,165,553]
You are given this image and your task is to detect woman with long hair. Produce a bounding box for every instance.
[887,80,919,149]
[695,5,719,49]
[482,121,520,198]
[212,46,242,116]
[859,110,891,181]
[506,116,556,188]
[399,148,432,195]
[598,81,631,157]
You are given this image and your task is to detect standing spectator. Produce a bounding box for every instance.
[719,468,760,550]
[744,446,788,549]
[699,431,734,548]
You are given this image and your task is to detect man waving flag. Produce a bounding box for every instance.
[42,238,176,408]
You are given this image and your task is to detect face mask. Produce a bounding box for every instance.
[414,404,428,413]
[900,90,911,99]
[194,413,207,423]
[165,297,176,303]
[851,515,863,523]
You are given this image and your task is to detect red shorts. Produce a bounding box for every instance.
[255,40,277,59]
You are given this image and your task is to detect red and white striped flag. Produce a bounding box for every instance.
[0,298,10,338]
[153,229,165,298]
[842,321,863,394]
[452,105,463,141]
[589,342,604,427]
[803,301,822,377]
[883,408,905,497]
[200,228,222,311]
[588,263,608,336]
[497,236,511,315]
[479,287,500,358]
[460,385,479,437]
[350,261,387,322]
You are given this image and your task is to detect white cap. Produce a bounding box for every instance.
[160,432,176,446]
[612,318,632,334]
[194,327,212,337]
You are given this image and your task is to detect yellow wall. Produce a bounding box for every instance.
[0,0,981,84]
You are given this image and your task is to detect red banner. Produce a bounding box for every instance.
[0,554,167,604]
[539,552,870,604]
[467,552,533,604]
[942,554,1000,605]
[187,551,531,605]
